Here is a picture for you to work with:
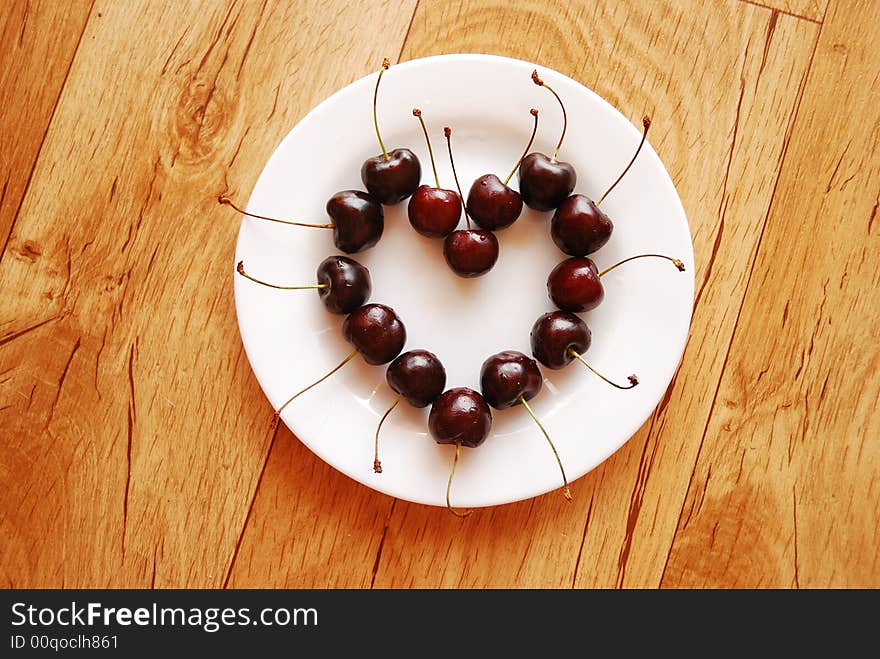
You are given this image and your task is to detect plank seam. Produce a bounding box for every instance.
[222,420,281,588]
[658,17,825,587]
[0,0,96,264]
[396,0,420,63]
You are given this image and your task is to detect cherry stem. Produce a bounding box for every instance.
[276,349,357,417]
[532,70,566,163]
[445,126,471,230]
[596,116,651,206]
[219,196,333,229]
[446,439,472,517]
[503,108,539,185]
[569,349,639,390]
[413,109,440,189]
[598,253,685,278]
[373,58,391,160]
[236,262,327,290]
[373,395,401,474]
[519,396,572,501]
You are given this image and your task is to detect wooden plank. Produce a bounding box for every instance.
[0,0,415,588]
[0,0,92,257]
[370,0,818,588]
[740,0,827,22]
[662,0,880,588]
[224,3,419,586]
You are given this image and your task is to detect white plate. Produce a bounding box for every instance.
[234,54,694,508]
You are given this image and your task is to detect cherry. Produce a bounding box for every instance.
[479,350,542,409]
[274,303,407,417]
[342,303,406,366]
[406,109,462,238]
[386,349,447,408]
[550,117,651,256]
[550,195,612,256]
[442,127,500,277]
[530,311,591,370]
[518,70,576,211]
[326,190,384,253]
[547,257,603,312]
[373,349,447,473]
[479,350,571,500]
[235,256,371,315]
[429,387,492,449]
[443,230,499,278]
[530,311,638,389]
[465,108,539,230]
[548,254,685,312]
[361,59,420,204]
[316,256,372,313]
[219,192,382,254]
[429,387,493,517]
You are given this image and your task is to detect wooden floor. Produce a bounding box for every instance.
[1,0,877,589]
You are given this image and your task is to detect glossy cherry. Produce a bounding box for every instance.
[373,349,447,473]
[443,229,499,278]
[316,256,372,314]
[342,303,406,365]
[548,254,685,313]
[361,59,420,204]
[530,311,590,370]
[386,350,447,408]
[274,302,407,417]
[465,109,539,230]
[220,194,382,254]
[550,194,613,256]
[407,109,461,238]
[430,386,493,516]
[550,116,651,256]
[530,311,638,389]
[326,190,384,254]
[479,350,543,409]
[479,350,571,500]
[547,257,604,312]
[235,256,370,315]
[518,70,576,211]
[442,126,500,277]
[429,387,493,449]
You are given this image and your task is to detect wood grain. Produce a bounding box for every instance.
[0,0,92,259]
[1,0,877,590]
[0,0,415,588]
[661,0,880,588]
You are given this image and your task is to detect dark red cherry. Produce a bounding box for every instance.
[462,109,539,231]
[361,60,420,205]
[428,387,493,448]
[551,194,613,256]
[547,257,604,312]
[518,153,576,212]
[342,303,406,365]
[479,351,543,409]
[326,190,384,254]
[316,255,371,314]
[519,70,576,212]
[530,311,591,370]
[443,229,499,278]
[361,148,421,205]
[407,185,461,238]
[466,174,523,231]
[386,350,447,408]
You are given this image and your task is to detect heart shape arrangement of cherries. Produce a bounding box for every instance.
[224,59,685,515]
